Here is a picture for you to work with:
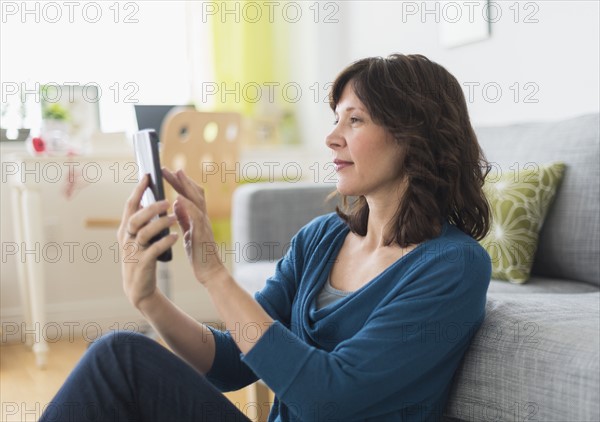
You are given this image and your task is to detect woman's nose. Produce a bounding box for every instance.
[325,128,344,150]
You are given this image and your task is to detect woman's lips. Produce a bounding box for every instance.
[333,159,354,171]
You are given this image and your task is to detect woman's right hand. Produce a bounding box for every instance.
[117,175,179,309]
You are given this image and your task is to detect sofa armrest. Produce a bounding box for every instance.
[232,182,336,263]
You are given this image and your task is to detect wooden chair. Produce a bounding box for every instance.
[160,109,242,222]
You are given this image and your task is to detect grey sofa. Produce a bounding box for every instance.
[231,113,600,422]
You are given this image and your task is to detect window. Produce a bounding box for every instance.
[1,1,194,135]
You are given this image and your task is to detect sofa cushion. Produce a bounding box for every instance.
[475,114,600,287]
[480,162,565,283]
[444,292,600,422]
[234,261,278,295]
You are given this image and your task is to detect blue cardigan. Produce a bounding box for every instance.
[206,213,491,421]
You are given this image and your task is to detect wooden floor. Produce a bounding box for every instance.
[1,338,273,421]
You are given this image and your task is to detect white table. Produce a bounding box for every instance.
[5,151,134,367]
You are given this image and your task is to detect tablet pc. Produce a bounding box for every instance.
[132,129,172,262]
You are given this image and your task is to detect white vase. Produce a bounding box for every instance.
[41,119,70,154]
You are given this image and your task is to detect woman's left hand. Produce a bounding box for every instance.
[162,168,226,286]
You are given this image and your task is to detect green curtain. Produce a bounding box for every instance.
[210,1,290,116]
[205,2,296,246]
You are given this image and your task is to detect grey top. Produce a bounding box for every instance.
[315,275,353,310]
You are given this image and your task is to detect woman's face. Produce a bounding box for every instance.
[326,83,405,199]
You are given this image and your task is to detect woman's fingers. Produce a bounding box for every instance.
[162,167,184,195]
[135,213,177,248]
[173,199,191,233]
[175,194,204,223]
[163,167,206,211]
[176,169,205,200]
[146,231,179,261]
[126,200,170,238]
[120,174,149,230]
[128,174,150,209]
[118,175,150,242]
[162,167,197,202]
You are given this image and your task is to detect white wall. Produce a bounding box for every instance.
[294,0,600,152]
[1,1,598,341]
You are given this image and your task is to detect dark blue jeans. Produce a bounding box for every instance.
[39,331,252,422]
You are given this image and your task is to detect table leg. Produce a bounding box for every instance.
[21,188,49,368]
[10,187,34,347]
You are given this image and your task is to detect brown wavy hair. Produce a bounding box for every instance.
[330,54,491,246]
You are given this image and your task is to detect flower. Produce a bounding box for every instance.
[32,137,45,152]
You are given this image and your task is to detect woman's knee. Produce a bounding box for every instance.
[88,330,160,358]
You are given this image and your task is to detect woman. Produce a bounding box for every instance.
[41,54,491,422]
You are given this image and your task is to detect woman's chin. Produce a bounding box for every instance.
[335,182,360,197]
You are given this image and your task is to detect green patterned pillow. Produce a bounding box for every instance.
[480,161,566,283]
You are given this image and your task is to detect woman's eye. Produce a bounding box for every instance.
[333,116,361,125]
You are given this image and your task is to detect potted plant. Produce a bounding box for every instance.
[42,102,69,121]
[40,102,71,153]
